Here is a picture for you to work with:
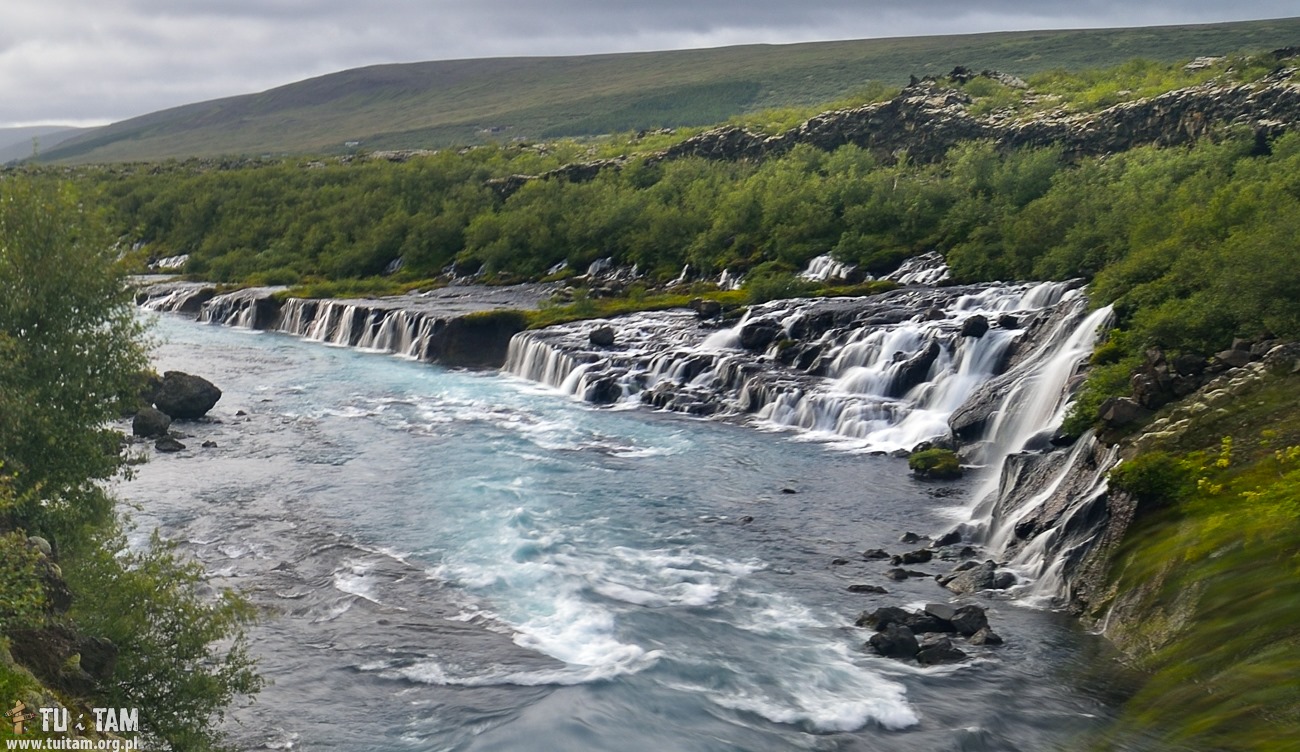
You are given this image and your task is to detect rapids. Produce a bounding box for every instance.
[119,313,1119,751]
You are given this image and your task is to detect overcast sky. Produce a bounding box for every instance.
[1,2,1295,128]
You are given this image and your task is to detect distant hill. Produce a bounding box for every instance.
[38,16,1300,164]
[0,125,86,164]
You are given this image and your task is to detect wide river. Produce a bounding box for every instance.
[119,313,1118,751]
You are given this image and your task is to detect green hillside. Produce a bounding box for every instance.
[39,16,1300,163]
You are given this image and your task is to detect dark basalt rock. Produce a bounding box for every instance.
[132,406,172,438]
[969,627,1004,646]
[155,436,186,453]
[950,604,990,637]
[868,624,920,660]
[857,606,912,629]
[960,314,989,338]
[494,67,1300,198]
[917,637,967,665]
[1214,349,1252,369]
[7,626,117,695]
[588,325,616,347]
[862,548,891,560]
[891,341,942,397]
[739,319,782,351]
[847,584,888,594]
[689,298,723,319]
[933,530,963,547]
[585,376,624,405]
[1098,396,1148,428]
[940,561,1016,594]
[153,371,221,420]
[891,549,933,565]
[428,310,529,368]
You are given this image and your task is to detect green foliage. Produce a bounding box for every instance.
[459,308,530,329]
[1102,400,1300,749]
[526,290,748,329]
[282,276,441,300]
[0,178,149,542]
[1107,451,1197,511]
[0,523,47,631]
[907,448,963,480]
[1027,53,1282,114]
[0,175,260,750]
[66,526,261,751]
[962,77,1024,116]
[744,262,816,304]
[1062,332,1142,437]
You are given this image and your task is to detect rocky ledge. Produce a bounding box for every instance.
[490,56,1300,198]
[137,281,557,369]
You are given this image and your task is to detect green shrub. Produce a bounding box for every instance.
[245,266,301,286]
[908,448,963,480]
[1108,451,1197,511]
[67,527,261,751]
[0,533,46,633]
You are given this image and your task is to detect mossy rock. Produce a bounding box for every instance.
[430,309,529,368]
[908,448,963,480]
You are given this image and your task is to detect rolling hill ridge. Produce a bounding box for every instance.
[38,16,1300,164]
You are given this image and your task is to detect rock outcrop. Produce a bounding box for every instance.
[136,282,553,370]
[489,62,1300,198]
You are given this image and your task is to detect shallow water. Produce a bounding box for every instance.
[119,314,1116,751]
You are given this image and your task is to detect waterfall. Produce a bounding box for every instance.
[978,304,1113,465]
[149,290,483,367]
[886,251,950,286]
[500,280,1090,452]
[501,276,1123,607]
[142,271,1122,608]
[800,254,861,282]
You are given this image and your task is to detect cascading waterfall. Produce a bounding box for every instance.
[140,265,1121,607]
[276,298,443,359]
[971,303,1115,471]
[800,254,861,282]
[503,272,1120,606]
[503,280,1085,453]
[955,304,1115,605]
[139,287,474,365]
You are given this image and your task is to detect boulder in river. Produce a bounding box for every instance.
[155,436,186,453]
[153,371,222,419]
[868,624,920,660]
[939,560,1016,594]
[960,314,990,338]
[917,636,967,665]
[132,406,172,438]
[588,325,616,347]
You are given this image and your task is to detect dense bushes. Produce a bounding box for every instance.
[1,179,259,750]
[1107,451,1197,511]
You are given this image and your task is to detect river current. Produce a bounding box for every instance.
[119,313,1116,751]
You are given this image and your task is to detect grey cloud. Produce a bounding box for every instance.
[1,1,1296,126]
